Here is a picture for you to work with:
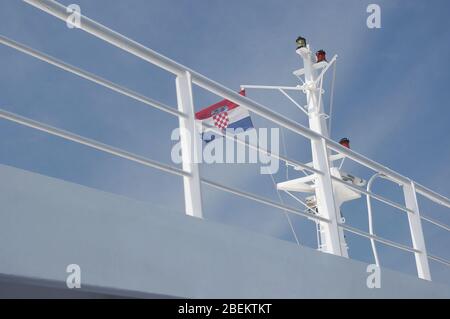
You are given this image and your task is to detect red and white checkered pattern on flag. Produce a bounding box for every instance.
[213,111,229,129]
[195,89,254,142]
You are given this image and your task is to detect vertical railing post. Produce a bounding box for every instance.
[403,180,431,280]
[175,71,203,218]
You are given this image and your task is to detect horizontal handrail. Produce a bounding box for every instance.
[340,224,420,254]
[0,35,184,118]
[201,178,330,223]
[201,179,429,260]
[0,35,322,176]
[22,0,450,212]
[23,0,324,142]
[201,177,450,266]
[428,254,450,267]
[421,214,450,232]
[0,106,330,224]
[0,108,188,177]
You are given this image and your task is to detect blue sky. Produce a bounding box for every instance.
[1,0,450,285]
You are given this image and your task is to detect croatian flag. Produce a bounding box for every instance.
[195,89,254,142]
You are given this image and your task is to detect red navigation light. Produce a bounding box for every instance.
[316,50,327,63]
[339,138,350,149]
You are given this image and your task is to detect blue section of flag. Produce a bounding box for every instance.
[201,116,254,143]
[227,116,254,131]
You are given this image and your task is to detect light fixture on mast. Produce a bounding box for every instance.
[316,50,327,63]
[295,36,307,50]
[339,138,350,149]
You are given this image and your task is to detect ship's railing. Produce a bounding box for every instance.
[0,0,448,282]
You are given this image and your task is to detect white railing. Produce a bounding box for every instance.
[0,0,448,282]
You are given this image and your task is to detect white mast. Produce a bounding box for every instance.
[241,38,368,257]
[296,43,348,257]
